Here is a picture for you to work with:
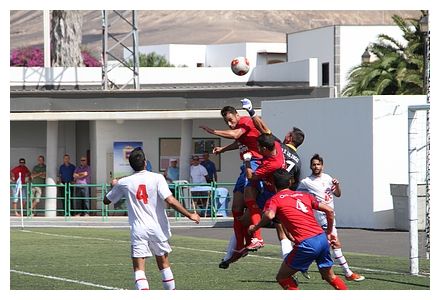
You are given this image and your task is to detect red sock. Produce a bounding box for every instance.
[245,199,262,240]
[330,276,348,290]
[278,277,299,290]
[232,211,245,250]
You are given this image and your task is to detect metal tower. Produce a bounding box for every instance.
[101,10,140,90]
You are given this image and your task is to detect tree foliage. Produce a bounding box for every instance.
[129,52,174,67]
[342,11,428,96]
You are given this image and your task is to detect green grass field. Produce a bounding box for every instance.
[10,227,430,290]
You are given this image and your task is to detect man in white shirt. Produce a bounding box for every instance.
[104,147,200,290]
[190,155,208,184]
[189,155,210,211]
[297,153,365,282]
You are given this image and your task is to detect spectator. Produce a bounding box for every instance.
[73,156,91,217]
[164,159,179,183]
[164,158,179,197]
[30,155,46,216]
[146,159,153,172]
[190,155,208,184]
[201,151,217,183]
[58,154,76,216]
[190,155,209,210]
[10,158,30,216]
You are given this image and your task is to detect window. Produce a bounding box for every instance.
[322,62,329,86]
[159,138,221,171]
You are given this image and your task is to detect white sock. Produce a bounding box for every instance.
[134,270,149,290]
[223,234,237,261]
[160,267,175,290]
[280,238,293,260]
[332,248,352,277]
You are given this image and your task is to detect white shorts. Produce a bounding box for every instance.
[131,240,172,258]
[316,212,338,235]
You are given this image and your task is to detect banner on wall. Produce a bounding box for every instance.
[113,141,143,178]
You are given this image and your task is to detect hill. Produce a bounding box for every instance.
[10,10,421,57]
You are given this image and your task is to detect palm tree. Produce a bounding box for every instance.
[342,11,427,96]
[51,10,84,67]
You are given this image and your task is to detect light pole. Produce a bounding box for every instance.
[361,47,371,64]
[420,15,429,94]
[419,13,430,261]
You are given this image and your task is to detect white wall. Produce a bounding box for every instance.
[134,44,207,67]
[10,121,78,170]
[206,43,248,67]
[250,59,318,85]
[92,118,243,186]
[262,95,427,229]
[169,44,207,67]
[287,26,335,86]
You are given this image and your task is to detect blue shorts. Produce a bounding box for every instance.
[256,187,274,209]
[233,160,261,193]
[285,232,333,272]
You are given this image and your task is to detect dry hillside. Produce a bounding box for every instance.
[10,10,421,57]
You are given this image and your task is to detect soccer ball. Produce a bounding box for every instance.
[231,57,250,76]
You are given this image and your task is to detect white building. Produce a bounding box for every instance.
[287,25,406,95]
[126,42,287,68]
[263,95,427,229]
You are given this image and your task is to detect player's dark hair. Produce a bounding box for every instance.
[291,127,305,147]
[257,133,276,151]
[129,147,146,171]
[310,153,324,165]
[221,106,237,118]
[273,168,292,190]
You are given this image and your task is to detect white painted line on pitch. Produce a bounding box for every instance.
[10,269,122,290]
[19,229,429,278]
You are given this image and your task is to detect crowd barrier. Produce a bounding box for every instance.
[9,181,233,221]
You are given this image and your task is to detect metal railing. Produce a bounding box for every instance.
[10,181,233,221]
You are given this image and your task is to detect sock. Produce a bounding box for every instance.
[160,267,175,290]
[332,248,352,277]
[278,277,299,290]
[245,199,262,240]
[244,227,252,246]
[329,276,348,290]
[223,234,237,261]
[280,238,293,260]
[232,211,245,250]
[134,270,149,290]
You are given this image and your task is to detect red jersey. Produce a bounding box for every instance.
[255,141,285,192]
[264,189,324,243]
[236,116,263,160]
[11,165,30,183]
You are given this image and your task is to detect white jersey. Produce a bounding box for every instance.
[190,164,208,183]
[106,170,173,244]
[297,173,336,226]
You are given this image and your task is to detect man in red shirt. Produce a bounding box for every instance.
[249,168,348,290]
[10,158,31,216]
[200,106,264,261]
[243,133,285,247]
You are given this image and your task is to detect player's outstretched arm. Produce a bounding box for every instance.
[199,125,244,140]
[213,141,239,155]
[166,195,200,224]
[241,98,271,134]
[249,209,274,234]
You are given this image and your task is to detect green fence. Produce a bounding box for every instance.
[10,181,233,221]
